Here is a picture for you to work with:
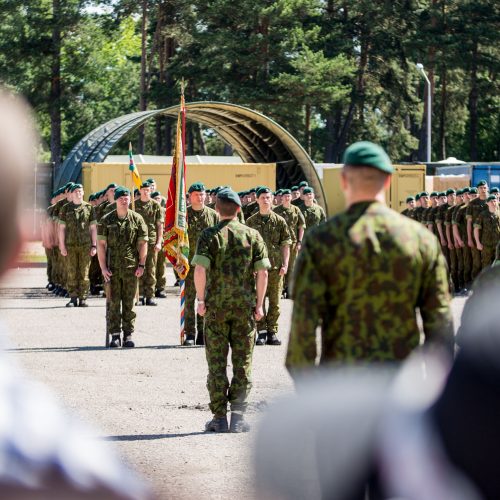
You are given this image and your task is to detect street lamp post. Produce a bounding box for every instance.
[416,63,431,163]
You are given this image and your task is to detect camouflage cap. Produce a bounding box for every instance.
[114,186,130,200]
[69,183,83,192]
[446,188,456,196]
[406,196,415,203]
[487,195,497,202]
[303,187,314,194]
[217,187,241,207]
[477,179,488,187]
[188,182,205,193]
[342,141,393,174]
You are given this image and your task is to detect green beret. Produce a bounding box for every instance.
[140,181,152,189]
[64,182,75,192]
[249,188,256,193]
[256,187,272,197]
[406,196,415,203]
[188,182,205,193]
[342,141,393,174]
[469,187,478,194]
[151,191,160,198]
[146,178,155,184]
[439,191,447,197]
[420,191,429,197]
[415,193,421,201]
[88,194,95,201]
[462,187,470,194]
[106,183,118,191]
[446,188,456,195]
[69,183,82,192]
[217,187,241,207]
[114,186,130,200]
[430,192,438,197]
[281,189,291,195]
[291,186,299,192]
[134,188,140,196]
[456,189,463,196]
[275,189,283,195]
[490,187,499,194]
[477,179,487,187]
[303,187,314,194]
[487,195,497,202]
[298,181,308,188]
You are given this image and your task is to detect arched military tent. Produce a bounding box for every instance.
[56,101,327,210]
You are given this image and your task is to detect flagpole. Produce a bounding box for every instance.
[129,142,135,211]
[179,80,186,346]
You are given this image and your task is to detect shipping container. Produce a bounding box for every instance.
[433,164,500,189]
[82,161,276,198]
[425,175,470,193]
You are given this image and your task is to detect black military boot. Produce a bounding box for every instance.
[78,298,88,307]
[109,335,121,348]
[267,333,282,346]
[183,334,195,346]
[155,289,167,298]
[47,282,55,291]
[230,413,250,433]
[256,331,267,346]
[205,416,229,433]
[195,332,205,346]
[66,297,78,307]
[123,335,135,348]
[145,297,157,306]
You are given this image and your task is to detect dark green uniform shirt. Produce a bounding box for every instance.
[192,219,271,315]
[286,201,453,371]
[134,199,163,244]
[466,197,488,225]
[187,205,218,260]
[452,204,469,241]
[301,204,327,232]
[273,204,306,243]
[246,211,292,270]
[58,201,97,246]
[474,210,500,247]
[97,210,148,271]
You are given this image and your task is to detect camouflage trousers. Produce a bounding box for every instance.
[284,244,298,291]
[184,271,204,336]
[257,269,283,334]
[65,245,91,299]
[205,309,255,417]
[455,246,465,290]
[155,249,166,291]
[89,254,102,288]
[471,246,482,280]
[139,245,157,299]
[449,246,458,291]
[440,243,450,273]
[45,247,55,283]
[462,244,473,286]
[481,245,496,269]
[54,248,68,289]
[108,269,138,335]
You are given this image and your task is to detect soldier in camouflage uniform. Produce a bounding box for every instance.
[183,182,218,346]
[134,181,163,306]
[58,184,97,307]
[444,189,458,291]
[273,188,306,298]
[474,195,500,270]
[408,193,421,220]
[243,187,259,220]
[151,191,167,297]
[291,181,309,208]
[300,187,327,231]
[453,187,475,291]
[435,190,451,271]
[401,196,415,217]
[97,187,148,348]
[192,188,270,433]
[449,189,465,292]
[247,187,291,346]
[286,142,453,374]
[415,191,430,223]
[467,180,489,280]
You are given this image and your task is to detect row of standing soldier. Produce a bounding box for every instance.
[401,181,500,295]
[41,178,327,348]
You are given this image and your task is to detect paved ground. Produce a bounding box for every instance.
[0,263,466,499]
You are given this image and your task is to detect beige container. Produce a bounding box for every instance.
[82,162,276,197]
[425,175,470,193]
[321,164,426,216]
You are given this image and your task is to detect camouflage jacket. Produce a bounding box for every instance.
[58,201,97,246]
[474,210,500,247]
[273,204,306,243]
[134,199,163,245]
[187,205,218,259]
[301,204,327,231]
[243,201,259,220]
[452,204,469,240]
[401,208,413,218]
[97,210,148,272]
[286,201,453,372]
[466,197,488,224]
[435,203,449,225]
[246,211,292,269]
[192,219,271,316]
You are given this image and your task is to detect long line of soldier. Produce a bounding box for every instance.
[41,178,326,348]
[401,181,500,295]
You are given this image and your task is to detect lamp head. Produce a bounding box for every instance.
[416,63,424,70]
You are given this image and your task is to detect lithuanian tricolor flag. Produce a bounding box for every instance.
[128,142,142,190]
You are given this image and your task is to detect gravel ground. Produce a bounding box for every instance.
[0,265,465,499]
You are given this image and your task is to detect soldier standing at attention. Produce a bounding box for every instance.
[300,187,327,232]
[192,188,270,433]
[151,191,167,298]
[273,188,306,298]
[134,181,163,306]
[409,193,421,220]
[183,182,218,346]
[467,180,489,280]
[474,195,500,269]
[425,192,440,233]
[286,142,453,374]
[291,181,309,208]
[435,190,451,271]
[97,187,148,348]
[401,196,415,217]
[58,184,97,307]
[247,187,291,346]
[444,189,458,291]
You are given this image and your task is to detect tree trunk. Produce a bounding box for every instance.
[305,103,311,155]
[50,0,62,173]
[468,39,479,161]
[195,123,207,156]
[138,0,148,154]
[155,117,162,155]
[439,64,447,160]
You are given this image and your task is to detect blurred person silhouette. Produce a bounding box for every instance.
[0,88,150,499]
[256,283,500,500]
